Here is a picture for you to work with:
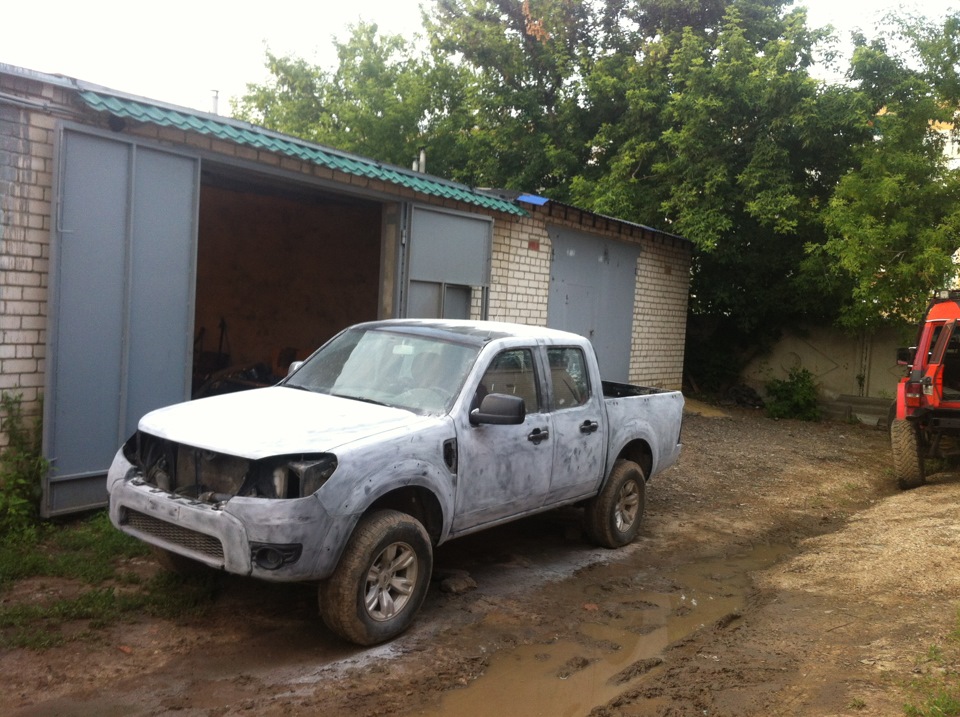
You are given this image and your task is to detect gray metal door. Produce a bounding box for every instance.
[405,207,491,319]
[43,128,198,516]
[547,226,639,382]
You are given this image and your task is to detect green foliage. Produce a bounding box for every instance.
[0,392,48,540]
[814,13,960,328]
[764,367,821,421]
[234,23,437,169]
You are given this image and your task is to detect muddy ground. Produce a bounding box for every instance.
[5,405,959,716]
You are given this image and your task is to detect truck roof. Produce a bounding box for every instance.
[356,319,589,346]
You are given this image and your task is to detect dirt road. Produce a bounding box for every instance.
[8,406,957,716]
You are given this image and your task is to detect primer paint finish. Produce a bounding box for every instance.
[107,320,684,586]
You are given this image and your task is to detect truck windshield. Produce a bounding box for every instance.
[283,327,480,414]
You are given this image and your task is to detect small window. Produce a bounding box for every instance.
[547,348,589,409]
[478,349,540,413]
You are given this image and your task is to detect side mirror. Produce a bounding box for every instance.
[469,393,525,426]
[896,347,916,366]
[287,360,304,376]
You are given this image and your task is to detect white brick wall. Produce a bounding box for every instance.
[0,76,55,432]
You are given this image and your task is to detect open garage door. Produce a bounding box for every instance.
[43,128,198,516]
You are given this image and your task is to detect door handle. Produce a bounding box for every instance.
[580,420,599,434]
[528,427,549,443]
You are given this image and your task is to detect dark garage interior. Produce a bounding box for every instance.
[192,170,385,393]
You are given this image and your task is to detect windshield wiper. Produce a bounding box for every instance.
[331,393,390,408]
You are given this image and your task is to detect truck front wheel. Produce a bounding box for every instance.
[891,418,926,490]
[319,509,433,646]
[584,459,646,548]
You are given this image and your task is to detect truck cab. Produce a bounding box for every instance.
[892,291,960,488]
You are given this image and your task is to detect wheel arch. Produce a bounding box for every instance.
[365,486,444,544]
[615,439,653,480]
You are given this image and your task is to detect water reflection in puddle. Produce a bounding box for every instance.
[412,544,789,717]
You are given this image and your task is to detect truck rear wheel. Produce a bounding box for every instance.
[584,459,646,548]
[319,509,433,646]
[891,418,926,489]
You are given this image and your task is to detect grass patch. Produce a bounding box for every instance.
[0,511,149,588]
[0,511,219,649]
[904,608,960,716]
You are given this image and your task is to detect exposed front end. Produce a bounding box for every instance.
[107,431,344,581]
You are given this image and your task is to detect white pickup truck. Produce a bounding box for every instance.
[107,320,683,645]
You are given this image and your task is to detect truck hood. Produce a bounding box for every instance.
[137,386,432,460]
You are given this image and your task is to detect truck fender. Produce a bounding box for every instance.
[322,458,455,560]
[605,416,659,479]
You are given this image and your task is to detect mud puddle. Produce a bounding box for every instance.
[411,543,790,717]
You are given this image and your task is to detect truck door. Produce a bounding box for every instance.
[452,348,554,532]
[544,346,605,503]
[924,320,956,405]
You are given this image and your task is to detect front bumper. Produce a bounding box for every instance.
[107,450,345,581]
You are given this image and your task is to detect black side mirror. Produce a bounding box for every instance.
[469,393,525,426]
[896,347,916,366]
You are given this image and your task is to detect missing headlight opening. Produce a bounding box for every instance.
[128,432,337,502]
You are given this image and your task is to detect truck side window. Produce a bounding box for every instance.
[479,349,540,413]
[547,347,589,409]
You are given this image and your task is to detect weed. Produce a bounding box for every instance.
[848,697,867,710]
[904,685,960,717]
[0,392,48,540]
[764,367,821,421]
[904,609,960,716]
[927,644,945,665]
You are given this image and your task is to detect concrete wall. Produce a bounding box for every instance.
[742,325,909,401]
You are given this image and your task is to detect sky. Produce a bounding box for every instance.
[1,0,956,115]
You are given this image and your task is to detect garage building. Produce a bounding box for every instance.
[0,64,691,516]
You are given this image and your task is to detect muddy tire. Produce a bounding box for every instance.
[584,459,646,548]
[151,547,209,576]
[319,510,432,646]
[891,418,925,490]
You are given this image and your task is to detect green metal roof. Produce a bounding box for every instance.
[77,90,526,216]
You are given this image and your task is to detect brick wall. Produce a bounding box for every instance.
[630,239,690,389]
[0,74,57,432]
[488,215,552,325]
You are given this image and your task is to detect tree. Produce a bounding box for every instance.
[572,2,866,388]
[233,23,436,168]
[815,13,960,328]
[421,0,610,193]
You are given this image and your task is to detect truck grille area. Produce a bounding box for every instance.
[122,509,225,562]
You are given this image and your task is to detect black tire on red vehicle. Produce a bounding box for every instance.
[891,418,926,490]
[319,509,433,646]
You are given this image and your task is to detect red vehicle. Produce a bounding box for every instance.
[892,290,960,488]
